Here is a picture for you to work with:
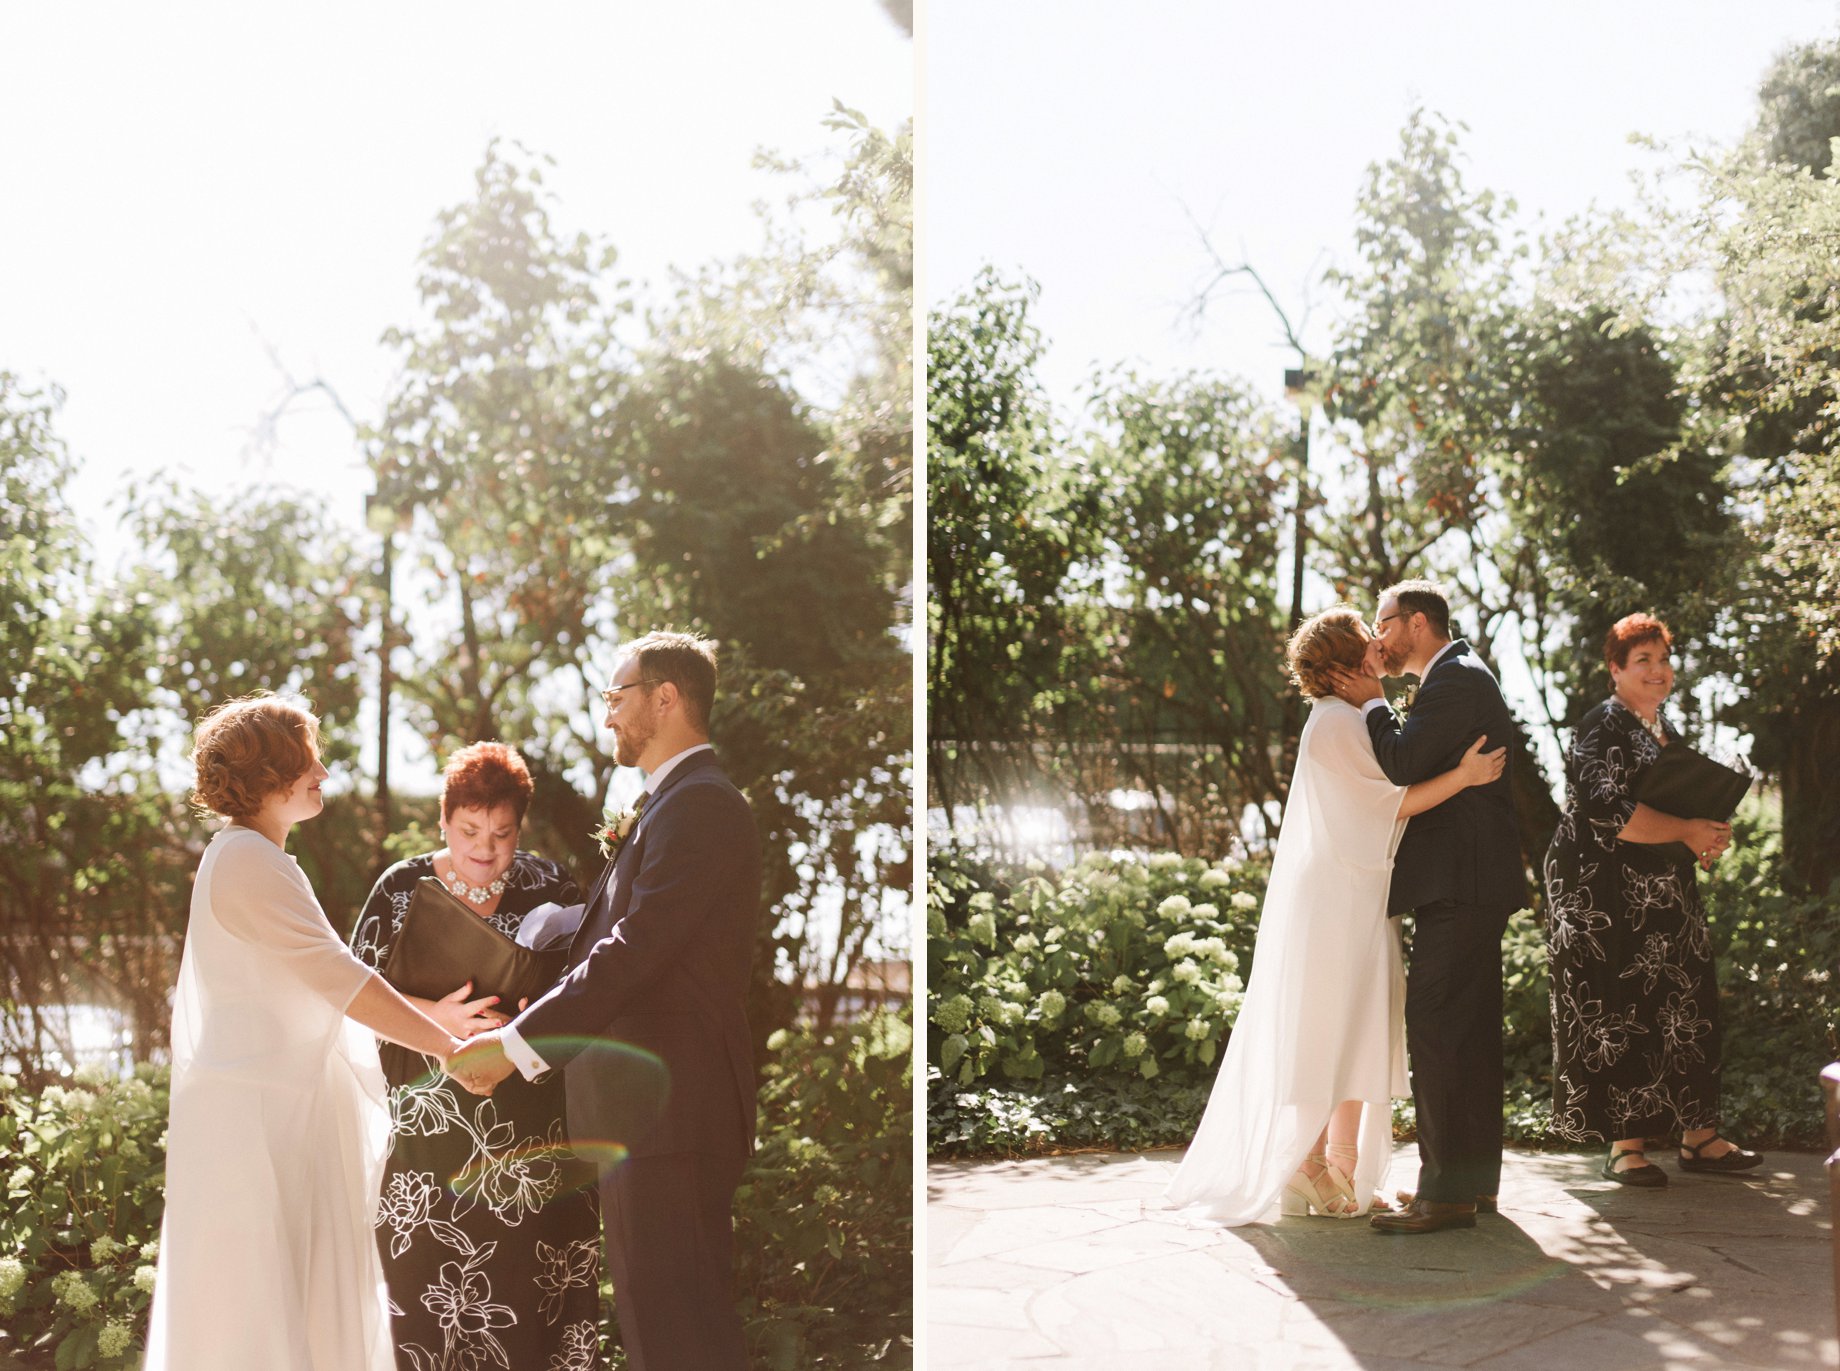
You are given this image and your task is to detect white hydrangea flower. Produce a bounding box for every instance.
[1146,995,1171,1016]
[52,1270,98,1311]
[1111,975,1134,993]
[1122,1032,1148,1057]
[1172,959,1201,984]
[1231,891,1259,911]
[89,1236,122,1264]
[133,1264,157,1293]
[1163,932,1196,958]
[1185,1019,1210,1041]
[0,1256,25,1298]
[97,1321,132,1359]
[1157,895,1192,919]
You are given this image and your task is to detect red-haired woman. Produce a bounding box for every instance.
[1544,614,1760,1186]
[147,695,462,1371]
[348,742,603,1371]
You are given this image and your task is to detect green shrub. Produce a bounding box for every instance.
[0,1013,915,1371]
[0,1064,168,1370]
[931,816,1838,1159]
[928,848,1266,1089]
[735,1005,913,1370]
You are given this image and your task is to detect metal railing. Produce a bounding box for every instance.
[1824,1062,1840,1340]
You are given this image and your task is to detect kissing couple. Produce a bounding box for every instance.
[1167,579,1527,1234]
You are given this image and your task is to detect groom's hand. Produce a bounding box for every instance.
[446,1028,515,1096]
[1328,666,1385,706]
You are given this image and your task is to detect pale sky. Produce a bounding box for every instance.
[926,1,1839,407]
[1,1,912,570]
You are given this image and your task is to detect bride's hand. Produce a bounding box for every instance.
[1457,735,1507,787]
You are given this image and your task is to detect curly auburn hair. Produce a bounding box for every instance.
[1286,607,1370,700]
[190,694,321,820]
[440,742,535,822]
[1604,613,1673,672]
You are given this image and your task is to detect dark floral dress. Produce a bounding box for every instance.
[1543,699,1723,1143]
[349,851,605,1371]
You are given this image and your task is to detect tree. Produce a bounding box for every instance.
[926,270,1090,826]
[0,376,171,1083]
[1074,369,1292,851]
[1689,35,1840,892]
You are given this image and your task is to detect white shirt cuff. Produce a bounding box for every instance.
[1362,699,1391,718]
[499,1021,551,1081]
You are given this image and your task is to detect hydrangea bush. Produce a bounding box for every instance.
[0,1064,169,1370]
[928,849,1269,1090]
[2,1015,916,1371]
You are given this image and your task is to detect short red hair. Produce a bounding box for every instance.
[191,695,321,820]
[441,742,534,822]
[1604,613,1673,673]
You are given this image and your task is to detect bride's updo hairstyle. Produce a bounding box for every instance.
[191,693,322,820]
[1286,608,1369,700]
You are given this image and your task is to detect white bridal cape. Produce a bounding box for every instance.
[1166,699,1410,1223]
[146,827,393,1371]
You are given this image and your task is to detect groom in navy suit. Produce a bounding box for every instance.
[450,630,760,1369]
[1332,581,1526,1234]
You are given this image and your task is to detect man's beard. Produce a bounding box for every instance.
[613,719,654,768]
[1381,643,1409,676]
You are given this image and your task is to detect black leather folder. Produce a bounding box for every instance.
[1634,743,1752,863]
[381,876,569,1007]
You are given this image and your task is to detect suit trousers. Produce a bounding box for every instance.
[1404,903,1513,1203]
[600,1150,748,1371]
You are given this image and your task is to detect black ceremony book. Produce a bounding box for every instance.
[380,877,569,1008]
[1634,743,1753,864]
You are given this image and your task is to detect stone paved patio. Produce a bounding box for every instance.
[927,1144,1837,1370]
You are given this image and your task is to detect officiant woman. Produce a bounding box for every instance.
[349,741,605,1370]
[1542,614,1762,1189]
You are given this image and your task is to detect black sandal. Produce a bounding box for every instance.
[1678,1133,1763,1174]
[1601,1145,1668,1187]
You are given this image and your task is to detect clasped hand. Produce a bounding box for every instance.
[446,1028,516,1096]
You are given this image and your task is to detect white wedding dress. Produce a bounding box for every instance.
[1166,698,1410,1224]
[145,827,393,1371]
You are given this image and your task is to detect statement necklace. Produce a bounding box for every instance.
[443,866,508,906]
[1617,693,1666,744]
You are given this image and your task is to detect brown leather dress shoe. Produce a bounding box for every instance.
[1370,1198,1478,1234]
[1395,1189,1497,1213]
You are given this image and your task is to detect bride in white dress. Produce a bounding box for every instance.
[145,695,466,1371]
[1166,609,1503,1223]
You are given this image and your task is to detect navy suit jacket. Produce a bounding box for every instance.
[1366,641,1527,917]
[514,749,760,1163]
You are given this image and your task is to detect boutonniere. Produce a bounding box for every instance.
[1393,683,1419,723]
[592,794,648,860]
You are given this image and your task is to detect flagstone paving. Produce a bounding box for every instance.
[927,1144,1837,1370]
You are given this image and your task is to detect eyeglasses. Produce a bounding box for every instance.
[599,680,662,708]
[1371,612,1402,634]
